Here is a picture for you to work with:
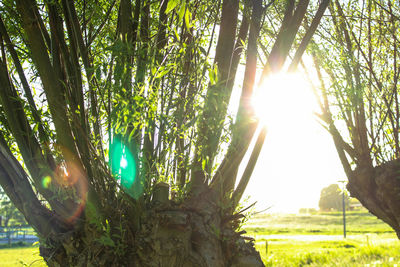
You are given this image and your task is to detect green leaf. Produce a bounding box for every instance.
[166,0,179,14]
[178,2,186,21]
[156,68,170,79]
[95,66,101,80]
[198,46,207,55]
[128,128,135,142]
[174,28,180,41]
[33,123,39,133]
[184,10,191,31]
[209,65,218,85]
[98,235,115,247]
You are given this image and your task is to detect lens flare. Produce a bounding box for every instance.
[120,157,128,169]
[51,145,90,224]
[63,161,88,224]
[110,137,143,199]
[42,176,52,189]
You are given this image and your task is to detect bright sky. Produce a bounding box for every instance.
[232,68,347,214]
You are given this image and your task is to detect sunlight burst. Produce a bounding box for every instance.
[246,71,345,213]
[252,72,317,130]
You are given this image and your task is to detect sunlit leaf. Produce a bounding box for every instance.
[165,0,180,14]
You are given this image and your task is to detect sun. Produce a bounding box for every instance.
[244,70,347,213]
[252,71,317,130]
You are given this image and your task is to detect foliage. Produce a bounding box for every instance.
[313,0,400,165]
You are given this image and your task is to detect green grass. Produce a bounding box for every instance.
[254,237,400,266]
[0,246,46,266]
[245,211,395,235]
[245,211,400,266]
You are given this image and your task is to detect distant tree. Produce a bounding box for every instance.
[319,184,349,211]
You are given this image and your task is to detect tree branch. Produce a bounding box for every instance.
[262,0,309,76]
[0,58,74,217]
[0,15,55,169]
[231,126,267,209]
[0,133,70,237]
[288,0,330,71]
[16,0,82,169]
[211,0,262,193]
[191,0,240,189]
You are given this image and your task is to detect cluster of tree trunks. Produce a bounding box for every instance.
[0,0,330,265]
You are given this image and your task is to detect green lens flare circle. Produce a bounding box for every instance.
[110,137,142,199]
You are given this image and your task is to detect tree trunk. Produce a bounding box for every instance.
[40,188,264,267]
[347,160,400,238]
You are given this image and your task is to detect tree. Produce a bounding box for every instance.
[0,0,328,265]
[311,0,400,237]
[318,184,349,211]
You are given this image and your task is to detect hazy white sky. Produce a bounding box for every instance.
[234,71,347,213]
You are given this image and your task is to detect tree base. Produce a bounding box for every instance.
[348,160,400,238]
[40,189,264,266]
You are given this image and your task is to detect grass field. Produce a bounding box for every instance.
[0,211,398,266]
[244,211,400,266]
[0,246,45,267]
